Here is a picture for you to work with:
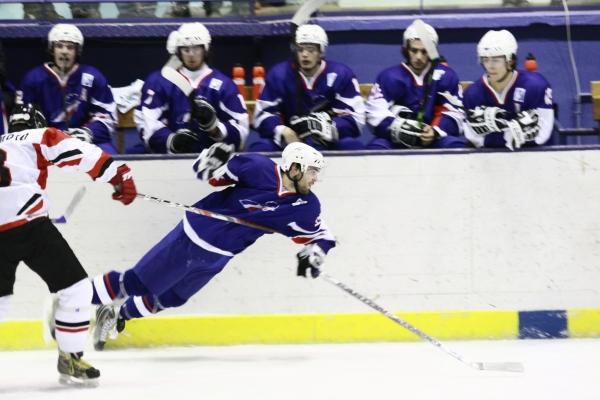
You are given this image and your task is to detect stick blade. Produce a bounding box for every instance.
[160,65,193,96]
[471,361,525,373]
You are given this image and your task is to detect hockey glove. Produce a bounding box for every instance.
[109,164,137,205]
[503,110,539,151]
[467,106,507,135]
[290,112,338,146]
[168,129,200,154]
[193,142,234,181]
[296,243,326,279]
[190,97,219,132]
[389,117,424,147]
[68,127,93,143]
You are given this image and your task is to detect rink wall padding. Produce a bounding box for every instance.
[2,309,600,350]
[4,147,600,349]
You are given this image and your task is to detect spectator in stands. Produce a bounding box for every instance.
[250,24,365,151]
[0,40,16,135]
[22,2,100,19]
[463,29,554,150]
[116,2,157,18]
[20,24,118,153]
[137,23,248,153]
[365,19,467,149]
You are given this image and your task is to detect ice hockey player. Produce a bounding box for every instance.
[20,24,118,154]
[365,19,467,149]
[250,24,365,151]
[463,29,554,150]
[91,142,336,350]
[138,22,249,153]
[0,103,137,385]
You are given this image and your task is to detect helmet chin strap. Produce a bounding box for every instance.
[283,164,304,193]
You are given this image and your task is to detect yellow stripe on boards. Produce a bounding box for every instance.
[0,310,521,350]
[568,309,600,337]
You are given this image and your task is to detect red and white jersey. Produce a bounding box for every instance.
[0,127,117,232]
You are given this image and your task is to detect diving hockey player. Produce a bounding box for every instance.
[91,142,336,350]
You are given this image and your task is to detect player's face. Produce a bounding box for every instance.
[406,40,430,74]
[296,44,322,74]
[180,45,206,71]
[296,166,320,195]
[481,56,511,83]
[52,41,77,71]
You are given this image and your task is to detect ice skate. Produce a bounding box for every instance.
[93,304,125,351]
[57,351,100,387]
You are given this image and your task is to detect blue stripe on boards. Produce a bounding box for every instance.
[519,310,568,339]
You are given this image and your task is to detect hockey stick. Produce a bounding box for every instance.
[291,0,328,29]
[161,64,193,97]
[319,273,524,372]
[51,186,87,224]
[138,191,524,372]
[137,193,278,233]
[412,19,440,126]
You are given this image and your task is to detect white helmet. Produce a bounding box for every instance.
[176,22,211,51]
[477,29,518,60]
[403,20,438,47]
[48,24,84,47]
[295,24,328,52]
[166,30,179,55]
[281,142,325,173]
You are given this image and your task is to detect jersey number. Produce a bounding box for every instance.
[0,149,11,187]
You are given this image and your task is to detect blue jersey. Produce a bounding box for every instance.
[366,62,464,140]
[184,153,336,256]
[20,63,116,148]
[139,66,249,153]
[463,69,554,147]
[253,60,365,143]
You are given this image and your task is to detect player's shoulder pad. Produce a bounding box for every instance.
[519,69,551,89]
[77,65,108,85]
[324,60,355,79]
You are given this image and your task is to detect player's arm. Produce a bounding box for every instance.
[252,71,289,144]
[74,70,117,146]
[328,73,365,139]
[192,142,236,185]
[40,127,137,204]
[139,76,180,153]
[431,70,465,138]
[189,82,249,150]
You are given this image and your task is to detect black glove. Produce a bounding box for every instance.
[192,142,234,181]
[289,112,338,146]
[296,244,326,279]
[388,117,424,147]
[190,97,218,132]
[168,129,200,153]
[68,127,93,143]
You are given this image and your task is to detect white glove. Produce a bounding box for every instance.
[503,120,526,151]
[192,142,234,181]
[389,117,423,147]
[290,112,338,145]
[68,127,93,143]
[467,106,507,136]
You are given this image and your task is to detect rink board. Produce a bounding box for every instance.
[1,308,598,350]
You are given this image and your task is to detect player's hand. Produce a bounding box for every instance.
[282,127,301,145]
[168,129,200,153]
[190,97,218,132]
[109,164,137,205]
[68,127,93,143]
[420,124,435,146]
[193,142,234,181]
[296,244,325,279]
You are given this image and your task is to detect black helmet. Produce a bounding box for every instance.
[8,103,47,133]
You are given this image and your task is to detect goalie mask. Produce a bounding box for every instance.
[8,103,47,133]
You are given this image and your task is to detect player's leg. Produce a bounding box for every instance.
[333,137,366,150]
[23,218,99,386]
[432,135,470,149]
[96,245,231,350]
[0,231,20,321]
